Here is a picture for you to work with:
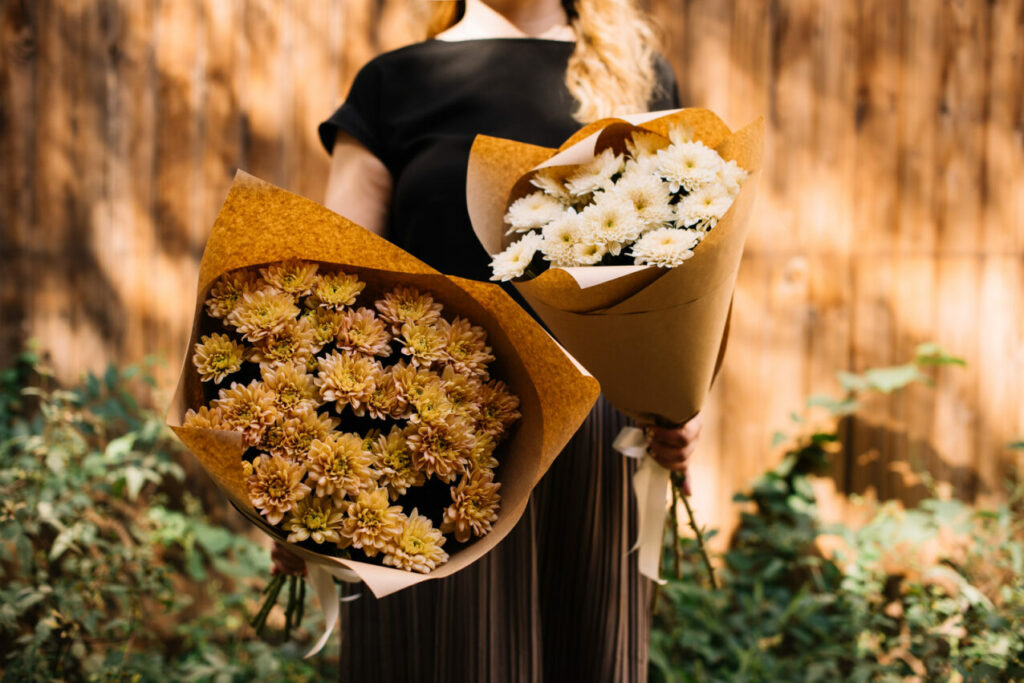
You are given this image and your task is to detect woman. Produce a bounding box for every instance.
[278,1,701,680]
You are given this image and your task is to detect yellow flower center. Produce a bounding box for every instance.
[329,455,351,477]
[302,507,327,529]
[210,351,234,370]
[357,508,381,529]
[266,474,288,499]
[279,386,300,408]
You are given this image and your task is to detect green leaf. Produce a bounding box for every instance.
[103,365,119,390]
[836,370,867,393]
[771,431,789,448]
[104,433,135,462]
[914,342,966,366]
[806,394,859,416]
[862,364,924,393]
[123,466,146,500]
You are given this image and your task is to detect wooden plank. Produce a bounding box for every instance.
[239,0,284,184]
[0,0,37,360]
[931,256,981,500]
[934,0,988,257]
[981,0,1024,254]
[973,257,1023,506]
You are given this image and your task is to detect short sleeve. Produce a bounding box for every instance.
[318,59,390,164]
[650,55,682,110]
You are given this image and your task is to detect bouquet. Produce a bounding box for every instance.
[467,108,764,582]
[167,172,600,653]
[489,122,748,279]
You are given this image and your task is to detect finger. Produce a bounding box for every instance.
[649,439,697,464]
[650,418,702,449]
[648,445,692,472]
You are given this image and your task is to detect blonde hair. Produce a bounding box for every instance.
[427,0,661,123]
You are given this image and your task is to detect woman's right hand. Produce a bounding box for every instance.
[271,541,306,576]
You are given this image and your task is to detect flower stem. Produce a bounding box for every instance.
[251,573,286,634]
[673,472,717,589]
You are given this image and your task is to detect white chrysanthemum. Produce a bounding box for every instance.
[656,140,723,194]
[564,148,624,197]
[489,231,544,281]
[504,191,568,233]
[571,240,608,266]
[540,211,582,266]
[625,131,669,159]
[676,182,734,230]
[668,124,696,145]
[578,195,643,255]
[529,169,571,201]
[630,228,701,267]
[607,173,675,232]
[718,159,749,197]
[622,153,662,179]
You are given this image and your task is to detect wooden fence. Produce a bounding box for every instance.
[2,0,1021,544]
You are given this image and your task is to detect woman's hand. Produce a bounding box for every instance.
[271,541,306,576]
[641,413,702,494]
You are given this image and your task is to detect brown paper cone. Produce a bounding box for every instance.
[167,171,600,598]
[466,110,765,423]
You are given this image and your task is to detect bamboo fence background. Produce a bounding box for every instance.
[2,0,1022,545]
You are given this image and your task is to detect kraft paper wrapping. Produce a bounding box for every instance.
[467,108,764,425]
[166,171,600,600]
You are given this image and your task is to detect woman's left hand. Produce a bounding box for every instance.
[642,413,702,493]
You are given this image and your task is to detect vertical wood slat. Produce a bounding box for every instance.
[1,0,1022,538]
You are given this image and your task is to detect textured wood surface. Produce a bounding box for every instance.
[1,0,1021,543]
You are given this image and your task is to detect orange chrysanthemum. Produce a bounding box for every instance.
[340,488,405,557]
[302,307,344,349]
[211,381,278,447]
[205,270,260,319]
[225,288,299,342]
[248,317,318,371]
[439,365,483,423]
[466,431,499,473]
[442,468,502,543]
[407,377,454,426]
[306,432,378,502]
[192,333,246,383]
[284,496,346,545]
[398,322,448,368]
[260,259,318,298]
[374,287,443,333]
[337,307,392,357]
[442,317,494,379]
[314,350,383,416]
[311,271,366,310]
[247,454,310,526]
[182,405,231,431]
[261,363,319,415]
[364,371,409,421]
[475,380,522,439]
[384,509,448,573]
[405,416,475,484]
[280,411,339,461]
[372,426,425,500]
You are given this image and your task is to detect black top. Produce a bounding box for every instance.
[319,38,681,281]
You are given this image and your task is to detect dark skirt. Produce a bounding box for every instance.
[338,396,652,682]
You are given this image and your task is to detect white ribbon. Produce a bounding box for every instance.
[613,426,670,585]
[304,563,362,658]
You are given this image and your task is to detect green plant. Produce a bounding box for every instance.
[0,347,334,681]
[649,345,1024,682]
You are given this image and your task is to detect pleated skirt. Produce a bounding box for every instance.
[337,396,652,683]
